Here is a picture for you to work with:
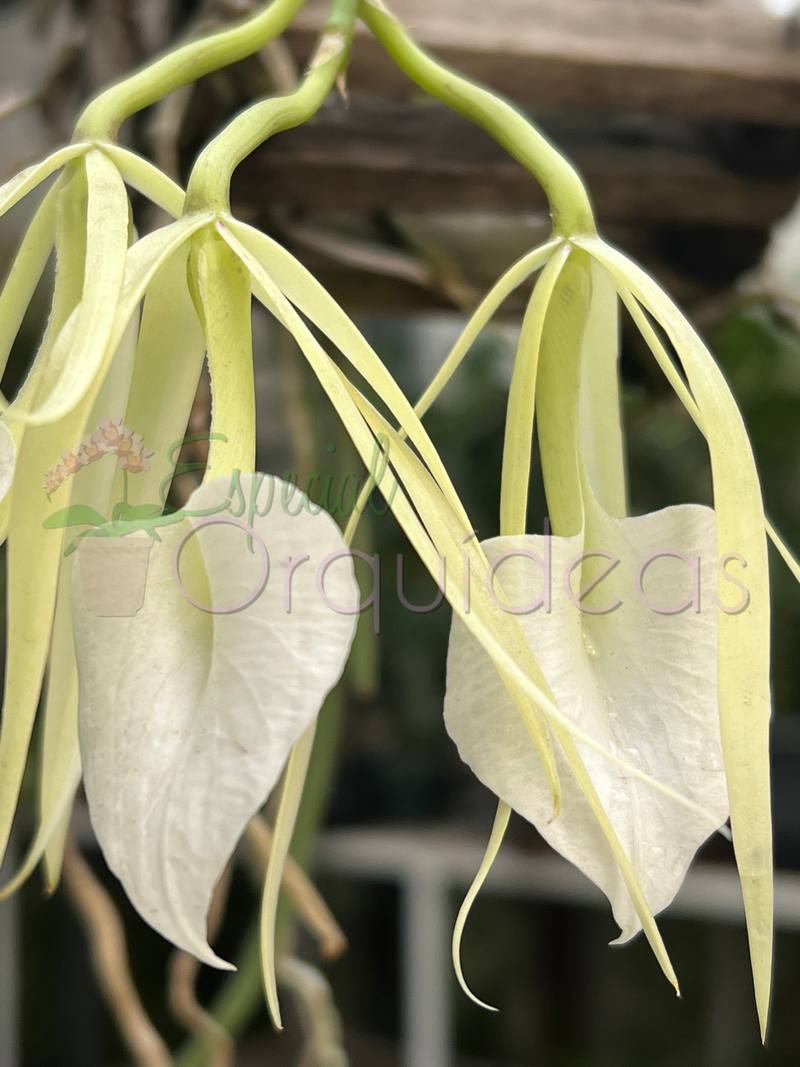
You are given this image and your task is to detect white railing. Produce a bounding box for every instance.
[316,825,800,1067]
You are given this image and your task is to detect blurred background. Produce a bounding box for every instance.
[3,0,800,1064]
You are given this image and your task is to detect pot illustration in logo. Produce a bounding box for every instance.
[78,532,154,617]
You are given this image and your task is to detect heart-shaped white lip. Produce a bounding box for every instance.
[445,503,729,940]
[73,473,360,966]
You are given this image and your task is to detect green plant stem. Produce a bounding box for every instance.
[122,468,128,507]
[357,0,596,237]
[74,0,310,142]
[185,0,357,214]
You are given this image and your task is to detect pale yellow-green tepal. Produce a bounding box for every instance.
[358,0,800,1038]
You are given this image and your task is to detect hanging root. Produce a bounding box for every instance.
[167,865,235,1067]
[62,834,172,1067]
[259,36,300,92]
[276,956,349,1067]
[245,813,347,960]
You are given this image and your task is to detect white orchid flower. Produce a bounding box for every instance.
[0,0,314,895]
[358,0,800,1037]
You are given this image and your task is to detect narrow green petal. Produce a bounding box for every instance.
[38,560,82,892]
[0,169,91,860]
[101,145,185,218]
[534,249,592,537]
[43,807,72,894]
[766,518,800,584]
[452,800,510,1011]
[0,578,82,901]
[221,220,471,527]
[108,244,205,508]
[578,234,772,1035]
[192,230,254,478]
[22,210,208,426]
[0,418,90,867]
[0,758,80,899]
[0,292,141,873]
[0,176,60,388]
[20,149,129,425]
[1,163,88,438]
[260,724,317,1029]
[499,242,570,535]
[578,258,627,517]
[0,144,88,221]
[414,241,561,420]
[610,275,795,581]
[112,214,211,353]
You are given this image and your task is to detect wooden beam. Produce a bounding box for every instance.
[234,100,799,227]
[285,0,800,125]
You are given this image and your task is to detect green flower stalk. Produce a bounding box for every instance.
[358,0,799,1038]
[0,0,316,897]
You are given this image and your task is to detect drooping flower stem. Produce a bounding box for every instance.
[357,0,596,238]
[185,0,356,215]
[73,0,311,142]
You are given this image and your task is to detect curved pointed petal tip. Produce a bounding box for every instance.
[73,473,359,964]
[445,505,729,942]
